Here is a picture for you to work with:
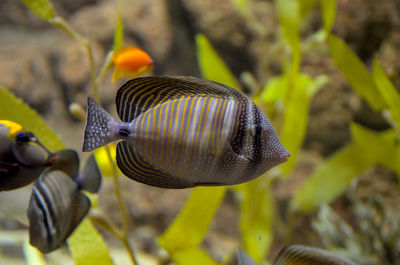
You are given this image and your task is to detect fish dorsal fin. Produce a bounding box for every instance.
[116,142,195,188]
[116,76,243,122]
[76,154,102,193]
[227,248,259,265]
[273,245,358,265]
[51,149,80,179]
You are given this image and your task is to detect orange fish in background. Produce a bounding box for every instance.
[111,46,154,82]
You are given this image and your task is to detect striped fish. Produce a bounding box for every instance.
[83,76,289,188]
[228,246,358,265]
[28,149,101,253]
[273,245,358,265]
[0,120,58,191]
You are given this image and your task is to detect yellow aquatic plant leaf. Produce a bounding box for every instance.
[94,145,119,177]
[292,143,368,212]
[293,123,398,212]
[195,34,239,90]
[275,0,300,50]
[328,34,386,111]
[68,219,114,265]
[20,0,56,21]
[321,0,336,33]
[158,187,227,252]
[23,241,47,265]
[172,247,221,265]
[113,0,124,52]
[236,178,274,263]
[372,57,400,132]
[280,74,324,175]
[0,86,64,151]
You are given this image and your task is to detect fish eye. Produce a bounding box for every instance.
[16,133,31,144]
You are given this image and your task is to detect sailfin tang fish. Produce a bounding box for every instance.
[273,245,358,265]
[0,120,57,191]
[83,76,289,188]
[28,149,101,253]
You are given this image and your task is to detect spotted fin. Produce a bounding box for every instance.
[273,245,358,265]
[116,76,243,122]
[116,142,194,188]
[83,97,117,152]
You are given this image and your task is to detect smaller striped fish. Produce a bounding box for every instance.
[229,246,358,265]
[273,245,358,265]
[28,149,101,253]
[83,76,289,188]
[0,120,58,191]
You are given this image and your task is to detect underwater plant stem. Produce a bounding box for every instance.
[95,51,114,88]
[105,145,138,265]
[49,16,99,101]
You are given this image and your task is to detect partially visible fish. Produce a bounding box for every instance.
[28,149,102,253]
[273,245,358,265]
[111,46,154,82]
[228,249,259,265]
[0,120,57,191]
[228,246,358,265]
[83,76,289,188]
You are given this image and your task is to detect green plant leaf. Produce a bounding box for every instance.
[292,123,398,212]
[372,57,400,132]
[275,0,300,50]
[172,247,221,265]
[195,34,239,90]
[292,143,368,212]
[351,123,398,173]
[0,86,64,151]
[320,0,336,33]
[113,0,124,52]
[261,75,287,104]
[236,178,274,263]
[327,34,386,111]
[20,0,56,21]
[232,0,250,16]
[280,74,324,175]
[158,187,227,252]
[68,219,114,265]
[299,0,318,18]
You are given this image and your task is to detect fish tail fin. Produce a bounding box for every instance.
[83,97,116,152]
[76,154,102,193]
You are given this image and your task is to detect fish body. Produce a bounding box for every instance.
[83,76,289,188]
[28,149,102,253]
[112,46,153,82]
[0,120,57,191]
[273,245,358,265]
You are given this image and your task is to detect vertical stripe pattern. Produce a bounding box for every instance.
[28,170,90,253]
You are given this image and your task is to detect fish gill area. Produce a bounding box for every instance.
[0,0,400,264]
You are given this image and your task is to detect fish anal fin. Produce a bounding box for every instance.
[116,142,194,189]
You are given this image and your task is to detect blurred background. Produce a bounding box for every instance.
[0,0,400,264]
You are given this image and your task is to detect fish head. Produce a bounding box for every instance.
[250,105,290,170]
[11,131,57,167]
